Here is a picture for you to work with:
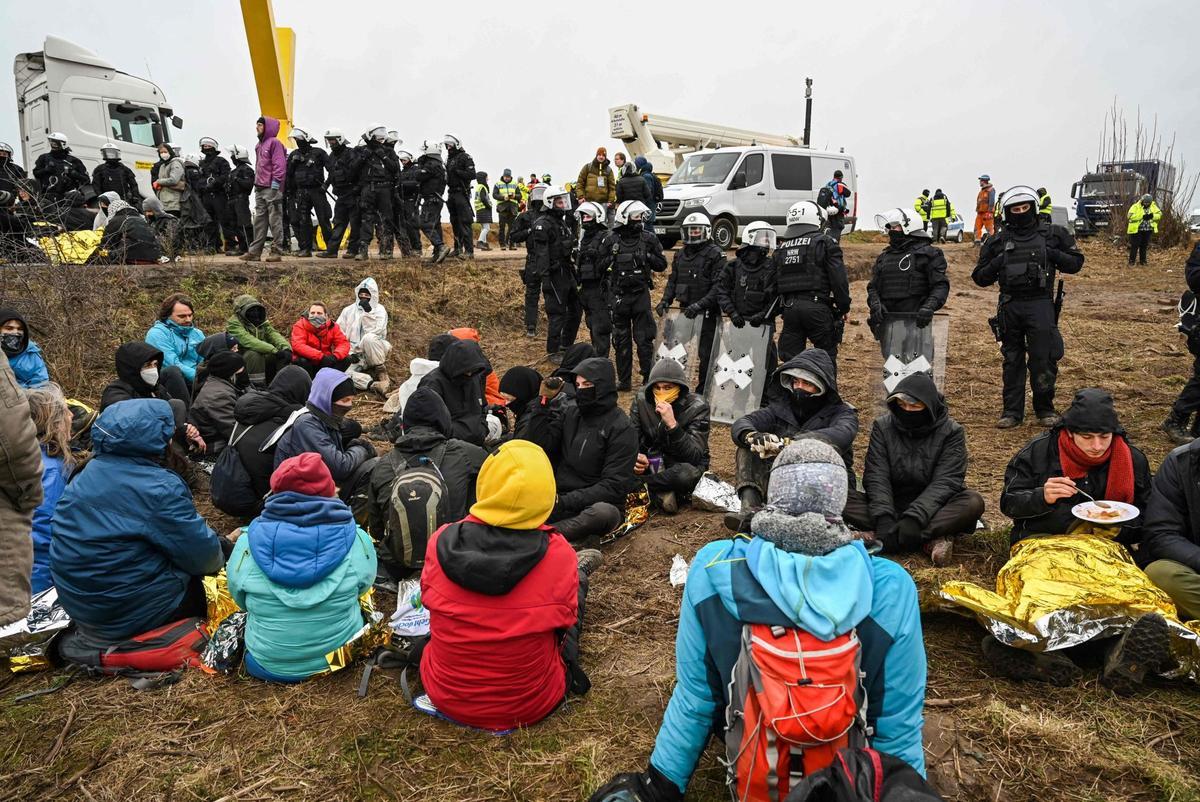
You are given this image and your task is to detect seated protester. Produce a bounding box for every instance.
[630,359,710,514]
[50,399,223,642]
[145,293,206,389]
[336,277,392,390]
[1143,440,1200,621]
[843,372,985,566]
[59,189,95,231]
[0,345,41,628]
[0,308,50,388]
[420,440,603,731]
[100,341,206,455]
[192,331,240,395]
[188,351,246,455]
[417,338,490,448]
[96,198,161,264]
[551,342,596,400]
[589,441,926,801]
[449,327,508,408]
[367,388,488,572]
[91,191,120,230]
[142,196,180,259]
[520,357,638,542]
[498,366,543,433]
[727,348,859,532]
[227,294,293,387]
[227,453,377,683]
[26,384,73,594]
[290,302,352,375]
[274,367,377,511]
[388,332,457,418]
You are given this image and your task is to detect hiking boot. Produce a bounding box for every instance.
[378,252,393,261]
[924,536,954,567]
[478,242,491,251]
[1036,412,1062,427]
[1162,415,1194,445]
[431,244,450,264]
[315,250,337,259]
[355,252,369,261]
[995,416,1022,429]
[341,250,358,259]
[297,249,312,258]
[239,252,261,262]
[723,488,763,534]
[264,252,282,263]
[576,548,604,577]
[369,375,391,399]
[548,351,564,365]
[656,490,679,515]
[980,635,1081,686]
[1101,613,1173,696]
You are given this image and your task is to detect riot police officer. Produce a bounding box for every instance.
[972,185,1085,428]
[576,201,613,357]
[285,128,331,258]
[773,201,850,365]
[396,150,422,256]
[225,145,255,255]
[92,142,142,205]
[196,137,232,252]
[32,132,89,206]
[599,200,668,390]
[658,212,724,393]
[531,186,583,362]
[443,134,476,259]
[718,221,780,385]
[357,125,400,261]
[318,128,362,259]
[866,206,949,338]
[509,185,549,337]
[0,141,27,196]
[415,140,449,264]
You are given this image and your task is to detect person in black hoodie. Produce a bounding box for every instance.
[499,366,543,434]
[615,162,649,205]
[521,357,638,543]
[417,339,489,447]
[188,351,246,455]
[100,340,206,455]
[727,348,859,532]
[630,358,710,514]
[59,190,95,231]
[843,372,984,565]
[97,199,161,264]
[1142,438,1200,621]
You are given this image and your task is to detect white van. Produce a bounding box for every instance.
[654,146,857,249]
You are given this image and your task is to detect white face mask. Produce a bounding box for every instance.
[140,367,159,386]
[159,152,170,162]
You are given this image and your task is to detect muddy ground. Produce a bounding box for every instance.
[2,236,1200,802]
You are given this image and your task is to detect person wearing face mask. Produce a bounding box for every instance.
[510,184,550,337]
[91,143,141,205]
[100,341,206,458]
[394,149,423,257]
[96,197,161,264]
[498,365,543,433]
[520,357,638,543]
[92,191,119,230]
[657,213,723,392]
[415,139,450,264]
[575,202,613,358]
[285,128,331,258]
[0,310,49,388]
[1126,193,1162,266]
[145,293,206,388]
[227,295,293,387]
[32,132,89,206]
[196,137,232,253]
[417,338,491,447]
[289,301,351,375]
[187,350,246,455]
[531,186,582,363]
[59,189,95,231]
[151,142,187,217]
[866,207,949,341]
[142,196,181,259]
[318,129,363,259]
[717,221,780,390]
[842,372,983,566]
[0,142,27,197]
[224,145,256,255]
[726,348,859,533]
[443,135,476,260]
[337,277,392,395]
[973,185,1085,429]
[772,201,850,366]
[630,358,710,515]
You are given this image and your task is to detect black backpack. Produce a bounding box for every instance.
[784,747,943,802]
[385,445,449,575]
[816,185,835,210]
[209,423,259,517]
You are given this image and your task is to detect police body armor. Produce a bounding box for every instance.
[198,156,228,195]
[998,224,1053,297]
[327,146,361,195]
[361,146,394,185]
[226,163,254,202]
[290,148,327,189]
[611,234,651,294]
[577,227,608,283]
[874,244,932,305]
[398,165,420,200]
[672,244,721,304]
[735,260,773,315]
[534,213,574,276]
[776,234,830,297]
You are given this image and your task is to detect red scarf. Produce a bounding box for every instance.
[1056,429,1135,504]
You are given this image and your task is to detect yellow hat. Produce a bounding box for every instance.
[469,440,557,530]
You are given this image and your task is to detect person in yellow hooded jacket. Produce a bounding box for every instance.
[1127,194,1162,266]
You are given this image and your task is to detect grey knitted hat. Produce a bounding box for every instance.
[751,439,852,555]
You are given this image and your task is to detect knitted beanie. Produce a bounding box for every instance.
[751,439,852,555]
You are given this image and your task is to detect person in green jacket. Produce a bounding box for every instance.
[227,452,377,683]
[1127,194,1163,266]
[227,294,292,386]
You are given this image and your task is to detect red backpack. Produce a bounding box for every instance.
[57,618,210,675]
[725,623,869,802]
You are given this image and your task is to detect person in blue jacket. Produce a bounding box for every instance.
[50,398,224,642]
[0,308,50,388]
[589,439,927,801]
[25,384,73,594]
[145,293,206,387]
[227,452,376,682]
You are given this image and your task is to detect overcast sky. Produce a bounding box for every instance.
[4,0,1199,222]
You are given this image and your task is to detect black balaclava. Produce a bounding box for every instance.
[572,357,618,417]
[244,305,267,326]
[1007,204,1037,232]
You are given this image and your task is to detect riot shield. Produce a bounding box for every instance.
[705,320,772,424]
[878,312,949,394]
[653,308,703,387]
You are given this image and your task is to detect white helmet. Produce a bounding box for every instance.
[324,128,347,147]
[874,207,926,237]
[542,185,570,212]
[1000,185,1039,210]
[0,142,11,155]
[198,136,219,151]
[741,220,777,249]
[786,200,824,229]
[576,201,607,226]
[100,142,121,160]
[528,184,550,207]
[365,125,387,143]
[385,130,400,146]
[47,132,68,148]
[229,145,251,162]
[443,134,462,150]
[396,149,414,163]
[290,127,317,144]
[614,200,651,226]
[421,139,443,159]
[681,212,711,244]
[183,153,199,168]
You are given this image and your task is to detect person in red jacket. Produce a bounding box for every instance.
[290,302,351,375]
[419,439,603,731]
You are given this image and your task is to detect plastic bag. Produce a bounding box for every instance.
[389,580,429,637]
[670,554,690,587]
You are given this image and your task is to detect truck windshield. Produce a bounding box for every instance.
[1080,176,1144,199]
[669,152,739,186]
[107,103,165,148]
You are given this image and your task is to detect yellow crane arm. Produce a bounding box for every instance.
[240,0,295,144]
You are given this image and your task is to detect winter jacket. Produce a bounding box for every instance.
[189,375,242,454]
[663,243,723,310]
[0,156,26,196]
[616,164,650,205]
[199,151,231,195]
[99,341,173,411]
[414,154,446,197]
[475,182,493,223]
[445,149,476,194]
[648,537,926,793]
[30,448,67,594]
[223,366,311,506]
[335,278,388,349]
[0,308,50,388]
[576,159,617,205]
[717,246,778,319]
[154,156,187,212]
[630,358,710,471]
[731,349,860,472]
[866,236,950,317]
[395,357,439,414]
[1143,440,1200,572]
[863,373,967,527]
[274,369,372,483]
[0,349,43,626]
[637,157,664,207]
[98,205,161,264]
[227,491,376,680]
[449,327,507,408]
[254,117,288,191]
[1127,201,1162,235]
[92,160,142,205]
[227,295,290,356]
[417,340,490,447]
[520,357,639,516]
[289,317,351,363]
[32,149,88,199]
[50,399,222,641]
[146,318,206,383]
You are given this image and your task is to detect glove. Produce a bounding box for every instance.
[655,300,667,317]
[874,515,898,551]
[152,181,161,191]
[747,315,764,327]
[276,348,293,364]
[897,515,923,550]
[359,299,372,312]
[683,303,702,319]
[540,376,565,400]
[320,355,337,367]
[915,307,934,328]
[730,313,746,328]
[348,438,378,459]
[588,767,683,802]
[747,431,784,459]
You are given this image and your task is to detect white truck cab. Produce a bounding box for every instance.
[14,36,183,200]
[656,146,857,249]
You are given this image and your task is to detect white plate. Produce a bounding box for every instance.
[654,227,667,235]
[1070,500,1139,524]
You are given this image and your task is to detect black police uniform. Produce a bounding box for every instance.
[509,205,543,335]
[972,212,1084,421]
[225,158,255,254]
[717,244,780,390]
[415,154,446,251]
[198,150,235,252]
[865,233,950,341]
[32,148,89,204]
[660,240,724,392]
[358,141,401,257]
[598,223,668,388]
[286,143,332,254]
[773,225,850,365]
[324,142,362,257]
[0,153,26,196]
[445,146,476,255]
[1166,243,1200,433]
[530,207,583,355]
[397,161,423,253]
[578,220,613,358]
[92,159,142,205]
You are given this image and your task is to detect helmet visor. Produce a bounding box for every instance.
[747,228,777,249]
[683,225,709,244]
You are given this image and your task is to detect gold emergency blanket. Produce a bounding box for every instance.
[601,486,651,545]
[37,228,103,265]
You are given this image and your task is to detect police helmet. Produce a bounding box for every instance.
[741,220,777,249]
[199,136,219,151]
[576,201,607,226]
[542,185,570,212]
[100,142,121,161]
[47,132,69,149]
[614,200,651,226]
[324,128,347,147]
[681,211,711,244]
[786,200,824,228]
[874,207,927,237]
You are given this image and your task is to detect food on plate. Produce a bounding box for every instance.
[1083,505,1122,521]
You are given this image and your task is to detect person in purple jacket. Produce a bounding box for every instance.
[242,116,288,263]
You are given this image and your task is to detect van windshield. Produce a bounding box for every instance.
[669,152,739,186]
[107,103,165,149]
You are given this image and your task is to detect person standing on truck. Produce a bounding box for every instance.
[971,185,1085,429]
[197,138,232,254]
[773,201,850,367]
[241,116,288,263]
[33,133,89,207]
[1037,187,1053,221]
[820,170,852,243]
[493,169,520,249]
[599,200,668,391]
[1127,193,1162,266]
[914,189,931,231]
[928,188,955,244]
[0,142,27,196]
[576,147,617,210]
[92,143,142,206]
[975,175,996,245]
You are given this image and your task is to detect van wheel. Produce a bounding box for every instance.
[712,218,736,250]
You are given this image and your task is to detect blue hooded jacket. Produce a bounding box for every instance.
[30,447,66,594]
[50,399,223,641]
[145,318,206,382]
[227,491,376,680]
[273,367,371,482]
[10,341,49,388]
[649,536,926,793]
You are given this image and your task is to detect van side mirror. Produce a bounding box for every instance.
[729,171,746,191]
[172,116,184,129]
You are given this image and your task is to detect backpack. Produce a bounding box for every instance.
[725,623,869,801]
[1179,290,1198,336]
[783,747,944,802]
[816,185,835,211]
[209,422,259,517]
[56,618,209,675]
[385,444,449,575]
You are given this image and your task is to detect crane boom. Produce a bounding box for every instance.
[240,0,295,143]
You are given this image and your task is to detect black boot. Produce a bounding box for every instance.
[1162,413,1193,445]
[1101,613,1174,696]
[723,487,763,534]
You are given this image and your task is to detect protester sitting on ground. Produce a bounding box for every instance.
[448,327,509,439]
[520,357,638,542]
[387,332,456,419]
[188,351,246,455]
[727,348,859,533]
[367,388,488,576]
[227,294,293,387]
[418,338,490,448]
[50,399,223,642]
[91,191,120,230]
[25,384,72,595]
[843,372,984,566]
[498,365,542,432]
[59,189,94,231]
[142,196,180,259]
[1134,438,1200,622]
[336,278,392,392]
[419,440,603,731]
[290,302,352,375]
[630,359,710,515]
[145,293,206,388]
[0,309,50,388]
[96,198,161,264]
[227,453,377,683]
[0,349,42,627]
[551,342,597,400]
[588,440,926,801]
[100,341,207,454]
[192,332,240,395]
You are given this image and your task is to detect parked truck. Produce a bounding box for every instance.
[1070,159,1176,237]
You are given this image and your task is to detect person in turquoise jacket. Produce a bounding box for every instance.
[590,439,926,801]
[227,452,377,683]
[145,293,206,385]
[0,309,50,388]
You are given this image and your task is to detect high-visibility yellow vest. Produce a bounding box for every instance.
[914,195,930,221]
[1127,201,1162,234]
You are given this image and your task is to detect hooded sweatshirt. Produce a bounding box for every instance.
[631,358,711,471]
[420,440,579,731]
[222,366,312,507]
[274,368,371,482]
[336,277,388,348]
[418,339,490,447]
[449,327,506,407]
[254,116,288,191]
[146,315,206,382]
[394,357,440,414]
[99,341,170,410]
[0,309,49,388]
[227,295,290,356]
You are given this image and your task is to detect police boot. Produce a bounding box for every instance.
[431,244,450,264]
[315,250,337,259]
[1162,413,1193,445]
[354,251,369,262]
[297,249,312,258]
[378,250,393,261]
[723,487,763,534]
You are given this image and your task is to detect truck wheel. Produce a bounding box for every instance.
[657,234,679,250]
[712,218,736,250]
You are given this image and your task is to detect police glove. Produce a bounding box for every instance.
[539,376,565,401]
[587,766,683,802]
[655,300,668,317]
[683,303,702,319]
[730,313,746,328]
[915,307,934,328]
[747,314,765,327]
[747,431,784,459]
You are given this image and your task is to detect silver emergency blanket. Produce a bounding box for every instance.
[200,611,246,674]
[653,308,703,388]
[705,320,771,424]
[691,471,741,514]
[0,587,72,672]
